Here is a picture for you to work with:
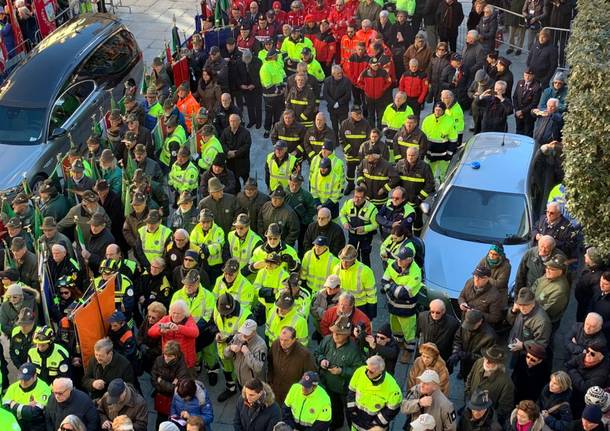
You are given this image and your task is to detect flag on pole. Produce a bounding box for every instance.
[122,176,132,217]
[74,219,86,250]
[140,62,149,96]
[125,154,137,182]
[2,240,14,269]
[32,202,43,239]
[165,41,172,65]
[171,15,181,55]
[1,196,15,218]
[152,117,166,154]
[118,96,126,115]
[38,250,54,326]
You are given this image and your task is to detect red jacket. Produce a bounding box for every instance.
[320,305,372,337]
[355,28,378,50]
[148,315,199,368]
[307,5,329,22]
[328,6,354,39]
[252,24,279,42]
[399,71,430,104]
[309,31,337,65]
[368,44,396,83]
[340,34,359,66]
[272,9,288,25]
[357,67,392,100]
[345,53,370,83]
[237,34,257,51]
[287,10,305,27]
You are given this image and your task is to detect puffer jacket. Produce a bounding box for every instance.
[357,67,392,100]
[234,382,281,431]
[170,381,214,426]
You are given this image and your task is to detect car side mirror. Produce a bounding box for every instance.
[420,202,430,215]
[50,127,67,139]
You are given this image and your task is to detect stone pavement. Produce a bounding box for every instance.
[110,3,536,431]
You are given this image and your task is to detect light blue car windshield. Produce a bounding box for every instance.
[430,186,530,243]
[0,105,45,143]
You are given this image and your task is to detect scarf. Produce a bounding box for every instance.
[516,421,533,431]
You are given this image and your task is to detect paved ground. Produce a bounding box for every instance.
[0,3,551,431]
[110,2,542,430]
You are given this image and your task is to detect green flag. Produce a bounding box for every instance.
[1,196,15,219]
[140,62,149,96]
[125,154,137,182]
[118,96,126,115]
[75,222,86,250]
[32,203,43,243]
[122,176,132,218]
[152,120,165,153]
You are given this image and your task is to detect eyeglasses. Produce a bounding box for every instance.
[53,388,68,397]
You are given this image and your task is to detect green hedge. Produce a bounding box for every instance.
[562,0,610,254]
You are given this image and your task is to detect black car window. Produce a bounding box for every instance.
[80,30,138,77]
[49,80,95,131]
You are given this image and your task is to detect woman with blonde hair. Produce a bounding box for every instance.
[537,371,572,431]
[57,415,86,431]
[407,342,450,395]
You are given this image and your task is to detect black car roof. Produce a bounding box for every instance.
[0,13,123,108]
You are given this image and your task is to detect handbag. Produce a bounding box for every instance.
[154,393,172,416]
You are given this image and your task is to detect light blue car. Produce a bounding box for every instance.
[421,132,551,301]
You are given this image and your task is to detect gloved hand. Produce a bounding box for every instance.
[200,244,210,258]
[281,254,295,268]
[258,288,275,303]
[446,354,460,369]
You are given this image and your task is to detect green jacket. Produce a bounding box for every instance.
[41,194,69,222]
[285,188,317,226]
[530,275,570,323]
[314,336,365,394]
[102,166,122,195]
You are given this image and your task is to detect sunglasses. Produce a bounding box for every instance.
[586,350,598,357]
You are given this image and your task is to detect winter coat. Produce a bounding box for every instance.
[466,358,515,422]
[436,0,464,36]
[85,227,116,274]
[466,9,483,30]
[513,79,543,113]
[404,44,433,73]
[495,68,514,96]
[82,351,137,400]
[285,187,317,227]
[220,125,252,178]
[428,55,451,101]
[198,193,240,235]
[515,246,566,289]
[45,388,100,431]
[507,0,526,26]
[417,311,460,361]
[323,75,352,116]
[458,279,505,325]
[123,207,149,249]
[148,315,199,368]
[200,168,239,197]
[458,407,503,431]
[537,385,573,431]
[527,39,558,88]
[478,95,513,132]
[530,275,570,323]
[320,306,372,337]
[0,292,36,336]
[197,79,222,117]
[224,333,268,386]
[357,67,392,100]
[476,12,498,53]
[477,255,511,296]
[97,384,148,431]
[402,386,457,431]
[440,65,469,108]
[151,354,191,397]
[539,85,568,113]
[170,381,214,425]
[258,201,300,246]
[451,322,497,378]
[302,220,346,257]
[236,190,270,237]
[511,354,551,403]
[533,112,564,147]
[408,355,450,395]
[575,265,606,322]
[314,336,366,394]
[461,42,486,83]
[268,338,316,404]
[508,409,551,431]
[234,382,281,431]
[565,354,610,400]
[507,304,553,350]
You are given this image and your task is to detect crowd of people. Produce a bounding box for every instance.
[0,0,594,430]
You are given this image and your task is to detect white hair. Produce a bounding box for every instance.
[53,377,74,391]
[366,355,386,371]
[174,229,189,240]
[467,30,479,39]
[586,312,604,327]
[51,244,67,254]
[547,97,560,107]
[170,299,190,317]
[429,299,446,312]
[94,337,113,354]
[538,235,556,248]
[331,64,343,74]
